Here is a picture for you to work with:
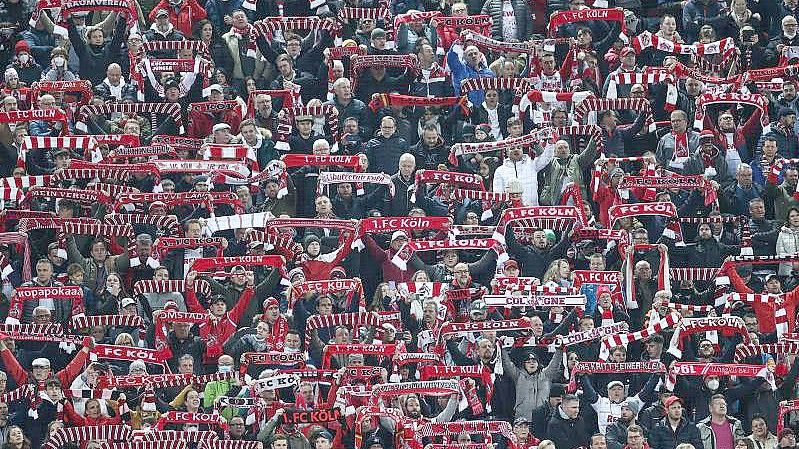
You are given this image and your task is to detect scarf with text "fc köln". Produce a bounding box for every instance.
[667,316,751,359]
[322,343,403,369]
[352,216,452,250]
[391,238,507,271]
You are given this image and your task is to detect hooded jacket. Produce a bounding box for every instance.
[501,346,562,421]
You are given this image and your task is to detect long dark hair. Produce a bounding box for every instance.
[192,19,217,42]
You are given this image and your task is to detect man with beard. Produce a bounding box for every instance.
[411,125,449,171]
[606,405,643,449]
[398,394,459,446]
[667,223,740,268]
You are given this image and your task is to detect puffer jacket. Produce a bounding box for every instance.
[492,144,553,206]
[147,0,207,37]
[501,346,562,421]
[697,416,745,449]
[480,0,533,41]
[776,226,799,275]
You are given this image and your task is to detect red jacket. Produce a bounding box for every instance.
[148,0,207,37]
[187,110,242,138]
[63,401,122,426]
[1,346,89,390]
[185,286,254,363]
[363,235,413,283]
[727,267,799,333]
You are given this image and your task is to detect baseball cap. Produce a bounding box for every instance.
[121,297,136,308]
[663,396,682,408]
[155,8,169,18]
[208,84,223,93]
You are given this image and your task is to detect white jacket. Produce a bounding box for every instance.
[776,226,799,275]
[492,143,555,206]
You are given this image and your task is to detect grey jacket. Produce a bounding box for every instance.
[697,416,745,449]
[501,347,562,421]
[480,0,533,41]
[655,130,701,174]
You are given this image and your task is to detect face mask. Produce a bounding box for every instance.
[107,285,117,293]
[706,379,720,390]
[18,54,29,64]
[53,56,65,67]
[787,30,798,39]
[218,365,232,373]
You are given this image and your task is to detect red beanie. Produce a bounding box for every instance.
[15,40,30,55]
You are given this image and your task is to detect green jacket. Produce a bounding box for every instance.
[203,379,236,420]
[538,137,598,206]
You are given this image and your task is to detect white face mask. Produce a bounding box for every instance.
[218,365,232,373]
[706,379,720,390]
[53,56,66,67]
[787,29,798,39]
[18,54,29,64]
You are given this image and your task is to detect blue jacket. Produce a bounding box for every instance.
[446,44,494,105]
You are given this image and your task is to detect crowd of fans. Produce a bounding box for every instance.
[4,0,799,449]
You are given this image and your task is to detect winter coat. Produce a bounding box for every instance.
[492,146,554,206]
[148,0,207,37]
[221,28,265,80]
[648,416,703,449]
[547,408,591,449]
[480,0,532,41]
[777,226,799,275]
[697,416,745,449]
[364,134,408,175]
[538,137,598,206]
[68,16,126,85]
[656,130,701,174]
[501,346,562,420]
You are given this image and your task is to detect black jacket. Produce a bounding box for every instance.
[504,226,571,279]
[365,134,408,175]
[648,417,702,449]
[68,16,127,85]
[547,409,591,449]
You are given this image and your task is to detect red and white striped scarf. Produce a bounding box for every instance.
[573,97,655,132]
[600,312,681,358]
[71,315,144,330]
[631,31,735,55]
[18,136,96,168]
[666,316,749,359]
[0,175,50,189]
[253,17,341,38]
[103,213,180,237]
[42,425,133,449]
[203,144,257,165]
[79,102,183,130]
[350,55,418,91]
[133,279,212,297]
[735,341,799,362]
[619,174,717,206]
